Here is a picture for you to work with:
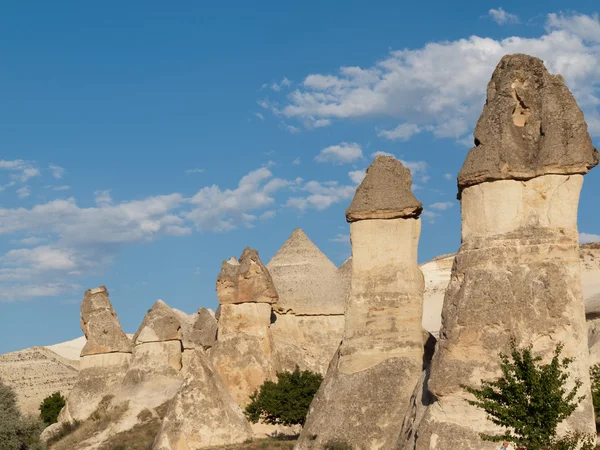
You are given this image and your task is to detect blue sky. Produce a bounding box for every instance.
[1,1,600,353]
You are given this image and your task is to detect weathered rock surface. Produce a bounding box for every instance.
[187,308,217,350]
[267,229,347,374]
[60,287,133,424]
[400,54,597,450]
[298,157,425,450]
[267,228,346,315]
[216,247,278,305]
[346,155,423,221]
[80,286,132,356]
[134,299,183,344]
[212,248,277,407]
[0,347,78,416]
[458,54,599,192]
[153,349,253,449]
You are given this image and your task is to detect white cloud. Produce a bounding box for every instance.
[371,151,394,158]
[0,160,41,182]
[49,164,65,179]
[94,190,112,206]
[444,173,454,180]
[400,160,427,175]
[186,167,295,231]
[430,201,455,211]
[50,185,70,191]
[284,124,300,134]
[286,180,356,211]
[329,233,350,243]
[315,142,363,164]
[278,13,600,140]
[581,232,600,244]
[18,237,45,245]
[270,77,292,92]
[260,210,276,220]
[378,123,424,141]
[348,169,366,184]
[16,186,30,198]
[292,157,301,165]
[488,8,519,25]
[185,168,205,174]
[254,112,265,121]
[421,210,439,223]
[0,181,16,191]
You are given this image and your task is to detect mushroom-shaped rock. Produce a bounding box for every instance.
[80,286,132,357]
[298,156,425,449]
[133,300,183,344]
[458,53,599,193]
[345,155,423,221]
[216,247,278,304]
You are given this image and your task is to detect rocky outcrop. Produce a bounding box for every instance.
[153,349,253,449]
[297,156,425,449]
[400,54,598,450]
[187,308,217,351]
[59,286,133,423]
[216,247,278,305]
[211,248,277,407]
[267,229,347,374]
[80,286,132,356]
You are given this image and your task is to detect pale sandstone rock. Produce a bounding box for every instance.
[216,247,278,305]
[153,349,253,450]
[270,313,344,374]
[0,347,78,416]
[297,157,425,450]
[400,54,597,450]
[187,308,218,350]
[80,286,132,356]
[211,303,275,407]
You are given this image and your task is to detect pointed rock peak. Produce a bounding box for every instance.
[134,299,183,344]
[216,247,278,304]
[346,155,422,222]
[339,257,352,272]
[226,256,239,265]
[267,228,337,270]
[459,53,599,193]
[80,285,132,356]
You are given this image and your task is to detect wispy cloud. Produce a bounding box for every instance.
[48,164,65,179]
[185,168,205,175]
[430,201,455,211]
[488,8,519,25]
[581,232,600,244]
[316,142,363,164]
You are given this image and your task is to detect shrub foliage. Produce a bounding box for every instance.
[245,367,323,426]
[39,391,66,426]
[462,341,593,450]
[0,379,44,449]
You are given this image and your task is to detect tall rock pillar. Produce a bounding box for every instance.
[297,155,425,450]
[401,54,600,449]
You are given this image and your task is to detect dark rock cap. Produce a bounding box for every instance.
[458,54,599,194]
[345,156,422,222]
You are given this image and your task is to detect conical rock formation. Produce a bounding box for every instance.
[297,156,425,450]
[399,54,598,450]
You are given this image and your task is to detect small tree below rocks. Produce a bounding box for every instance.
[40,391,66,426]
[462,341,594,450]
[245,367,323,427]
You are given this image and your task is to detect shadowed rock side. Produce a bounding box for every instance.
[297,156,425,450]
[153,348,253,450]
[458,53,599,192]
[267,229,347,374]
[211,248,277,407]
[399,54,597,450]
[59,286,133,424]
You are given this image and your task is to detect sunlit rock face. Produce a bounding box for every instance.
[399,54,599,450]
[211,247,278,407]
[297,155,426,450]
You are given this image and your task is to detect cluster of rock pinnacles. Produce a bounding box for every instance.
[45,54,600,449]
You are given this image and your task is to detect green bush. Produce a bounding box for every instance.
[0,379,45,449]
[245,367,323,426]
[590,363,600,428]
[462,341,593,450]
[323,440,353,450]
[39,391,66,426]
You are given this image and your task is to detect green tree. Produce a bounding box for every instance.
[462,341,592,450]
[245,367,323,426]
[39,391,66,426]
[0,379,45,450]
[589,363,600,429]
